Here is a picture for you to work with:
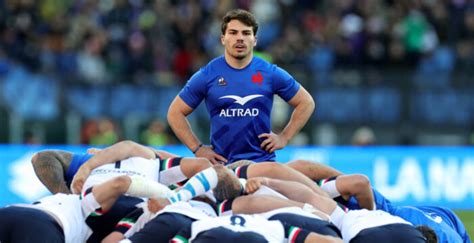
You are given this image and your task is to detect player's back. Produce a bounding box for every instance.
[84,156,160,191]
[341,209,411,240]
[342,209,428,243]
[390,206,465,243]
[13,193,90,243]
[414,205,470,242]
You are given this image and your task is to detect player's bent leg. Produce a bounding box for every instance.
[179,158,212,177]
[159,157,212,186]
[287,160,342,180]
[168,165,220,203]
[163,164,242,205]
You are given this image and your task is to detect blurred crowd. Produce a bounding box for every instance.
[1,0,474,85]
[1,0,474,145]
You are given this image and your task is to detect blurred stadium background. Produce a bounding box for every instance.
[0,0,472,238]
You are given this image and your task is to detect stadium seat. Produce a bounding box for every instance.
[66,86,108,118]
[367,88,401,124]
[154,86,181,119]
[413,46,455,88]
[314,88,365,123]
[2,66,59,120]
[308,46,335,87]
[411,90,471,126]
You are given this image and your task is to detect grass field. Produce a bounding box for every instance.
[455,210,474,240]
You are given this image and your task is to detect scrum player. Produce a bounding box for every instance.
[235,177,436,243]
[33,140,332,201]
[72,155,242,241]
[104,191,341,242]
[315,175,470,243]
[31,140,209,195]
[171,213,342,243]
[0,193,89,243]
[32,141,213,241]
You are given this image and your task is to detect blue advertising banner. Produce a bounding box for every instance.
[0,145,473,209]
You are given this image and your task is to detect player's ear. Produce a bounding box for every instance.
[253,37,257,47]
[221,35,225,45]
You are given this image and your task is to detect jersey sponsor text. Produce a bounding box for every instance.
[219,108,259,117]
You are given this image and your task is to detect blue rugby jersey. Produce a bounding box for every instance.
[389,206,468,243]
[343,189,470,243]
[179,56,300,163]
[65,153,93,187]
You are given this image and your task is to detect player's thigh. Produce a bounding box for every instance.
[246,162,282,178]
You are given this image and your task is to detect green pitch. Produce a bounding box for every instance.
[455,210,474,240]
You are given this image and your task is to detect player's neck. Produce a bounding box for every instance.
[224,52,253,69]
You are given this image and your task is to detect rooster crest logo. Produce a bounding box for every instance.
[251,72,264,85]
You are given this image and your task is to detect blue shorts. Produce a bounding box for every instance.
[269,213,341,238]
[0,206,64,243]
[193,226,268,243]
[351,223,426,243]
[129,213,195,242]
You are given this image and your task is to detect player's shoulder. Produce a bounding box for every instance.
[71,153,93,164]
[416,205,455,217]
[201,56,227,75]
[251,56,275,70]
[39,193,81,205]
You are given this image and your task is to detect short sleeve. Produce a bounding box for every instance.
[272,66,301,102]
[65,153,93,185]
[178,69,208,109]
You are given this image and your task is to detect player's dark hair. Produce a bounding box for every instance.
[212,165,243,201]
[221,9,259,35]
[416,225,438,243]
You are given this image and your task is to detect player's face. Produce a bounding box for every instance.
[221,20,257,60]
